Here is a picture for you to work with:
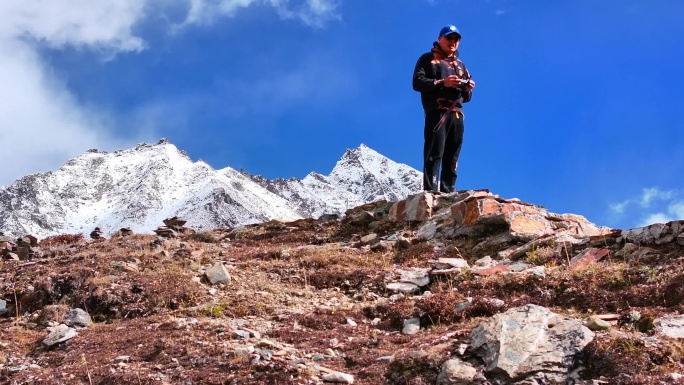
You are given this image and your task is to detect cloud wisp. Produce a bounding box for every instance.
[177,0,340,28]
[608,187,684,228]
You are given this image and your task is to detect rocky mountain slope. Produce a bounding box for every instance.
[243,144,421,220]
[0,140,421,238]
[1,190,683,384]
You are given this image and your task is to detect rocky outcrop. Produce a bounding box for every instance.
[388,190,609,241]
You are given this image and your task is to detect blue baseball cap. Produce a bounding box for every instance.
[439,25,461,39]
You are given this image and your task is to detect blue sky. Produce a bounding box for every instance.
[1,0,682,229]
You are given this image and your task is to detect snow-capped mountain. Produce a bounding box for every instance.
[0,140,421,238]
[244,144,422,219]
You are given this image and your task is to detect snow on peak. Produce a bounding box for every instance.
[0,141,422,238]
[330,145,422,202]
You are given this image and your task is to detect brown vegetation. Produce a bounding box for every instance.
[1,215,683,384]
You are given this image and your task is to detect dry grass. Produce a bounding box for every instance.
[2,221,684,385]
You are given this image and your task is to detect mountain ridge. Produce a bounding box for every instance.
[0,139,422,238]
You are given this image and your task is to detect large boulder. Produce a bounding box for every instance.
[470,304,594,384]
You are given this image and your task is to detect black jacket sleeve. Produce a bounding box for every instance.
[412,53,442,92]
[461,63,472,103]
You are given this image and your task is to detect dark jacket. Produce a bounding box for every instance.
[413,43,472,113]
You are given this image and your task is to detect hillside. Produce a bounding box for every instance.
[2,190,684,384]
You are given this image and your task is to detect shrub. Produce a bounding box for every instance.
[40,233,84,247]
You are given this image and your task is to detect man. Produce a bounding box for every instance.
[413,24,475,193]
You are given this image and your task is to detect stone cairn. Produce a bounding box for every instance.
[153,217,192,238]
[1,233,40,260]
[90,227,104,240]
[0,233,17,260]
[117,227,134,237]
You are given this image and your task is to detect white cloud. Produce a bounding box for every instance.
[637,200,684,226]
[639,187,675,207]
[639,213,672,226]
[608,187,684,228]
[609,200,629,214]
[0,0,151,186]
[177,0,340,28]
[0,0,146,51]
[670,201,684,219]
[0,0,339,186]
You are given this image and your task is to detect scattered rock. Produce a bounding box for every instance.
[386,282,420,294]
[205,262,231,284]
[399,268,431,287]
[0,299,7,317]
[321,371,354,384]
[359,233,378,245]
[434,258,469,270]
[416,221,438,240]
[569,248,610,271]
[474,255,493,267]
[654,315,684,339]
[524,265,546,277]
[111,356,130,364]
[614,242,639,261]
[43,324,78,347]
[63,308,91,328]
[584,315,611,331]
[455,297,473,312]
[436,358,478,385]
[402,318,420,335]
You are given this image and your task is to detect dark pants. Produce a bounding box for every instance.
[423,110,464,192]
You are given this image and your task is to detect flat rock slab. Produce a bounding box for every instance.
[43,324,78,347]
[569,248,609,271]
[386,282,420,294]
[321,372,354,383]
[655,315,684,339]
[399,268,431,287]
[435,258,470,270]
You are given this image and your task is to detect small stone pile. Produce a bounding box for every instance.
[1,234,41,260]
[0,233,17,260]
[117,227,134,237]
[153,217,193,238]
[15,235,40,260]
[90,227,104,240]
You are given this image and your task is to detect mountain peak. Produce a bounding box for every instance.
[0,141,421,237]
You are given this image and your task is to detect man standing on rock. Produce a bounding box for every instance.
[413,24,475,193]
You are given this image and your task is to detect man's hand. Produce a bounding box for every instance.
[443,75,461,88]
[465,79,476,91]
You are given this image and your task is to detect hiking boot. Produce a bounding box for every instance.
[439,182,456,194]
